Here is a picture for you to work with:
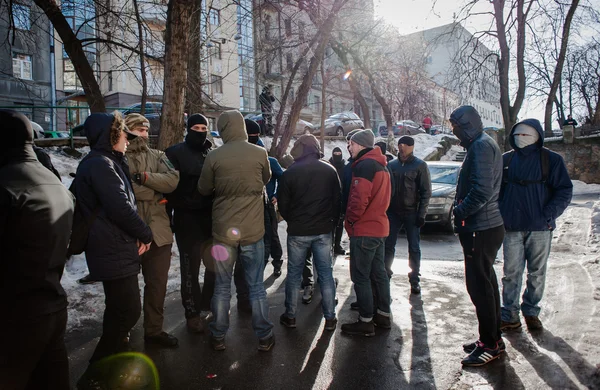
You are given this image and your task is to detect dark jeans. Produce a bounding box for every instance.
[334,219,344,249]
[0,309,69,390]
[175,227,216,318]
[90,274,141,363]
[264,202,283,269]
[234,254,249,304]
[458,225,505,347]
[349,236,391,321]
[385,211,421,282]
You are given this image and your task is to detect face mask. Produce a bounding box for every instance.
[186,130,207,149]
[333,153,342,162]
[248,135,259,145]
[514,135,536,149]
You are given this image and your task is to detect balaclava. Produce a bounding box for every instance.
[186,113,209,149]
[375,141,387,155]
[332,146,343,163]
[245,119,261,145]
[513,123,539,149]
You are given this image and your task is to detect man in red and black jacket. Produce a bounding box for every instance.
[342,129,392,337]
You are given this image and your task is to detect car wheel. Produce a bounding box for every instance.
[336,127,344,137]
[444,207,455,233]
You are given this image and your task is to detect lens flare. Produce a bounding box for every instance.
[211,244,230,262]
[343,70,352,80]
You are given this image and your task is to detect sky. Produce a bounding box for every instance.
[373,0,548,123]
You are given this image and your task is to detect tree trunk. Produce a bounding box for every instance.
[186,0,203,115]
[132,0,147,114]
[158,0,194,150]
[33,0,105,112]
[320,54,326,153]
[544,0,580,137]
[275,0,348,158]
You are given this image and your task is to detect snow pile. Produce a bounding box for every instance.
[572,180,600,195]
[440,145,464,162]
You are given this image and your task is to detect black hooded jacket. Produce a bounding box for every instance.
[164,129,213,234]
[0,110,75,320]
[450,106,504,233]
[72,113,152,281]
[328,147,345,178]
[278,137,341,236]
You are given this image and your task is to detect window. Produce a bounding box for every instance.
[263,15,271,40]
[284,18,292,37]
[210,42,221,60]
[209,7,220,25]
[12,53,32,80]
[211,74,223,94]
[12,4,31,30]
[286,53,293,71]
[108,70,113,91]
[298,21,305,41]
[314,95,320,112]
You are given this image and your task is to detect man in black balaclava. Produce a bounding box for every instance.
[328,147,345,254]
[165,114,217,332]
[0,110,75,389]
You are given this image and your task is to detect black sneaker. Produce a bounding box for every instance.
[144,332,178,348]
[463,338,506,354]
[78,274,97,285]
[210,336,226,351]
[280,314,296,328]
[324,317,338,331]
[341,320,375,336]
[273,267,282,277]
[350,301,359,311]
[373,313,391,329]
[237,300,252,314]
[524,316,543,330]
[500,320,522,331]
[258,335,275,352]
[410,282,421,295]
[334,246,346,255]
[461,341,504,367]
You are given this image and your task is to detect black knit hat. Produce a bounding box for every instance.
[398,136,415,146]
[245,119,261,135]
[187,113,209,131]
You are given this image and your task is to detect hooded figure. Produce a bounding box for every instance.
[498,118,572,333]
[165,113,216,333]
[375,141,394,162]
[449,105,506,367]
[0,110,75,389]
[328,146,345,178]
[197,110,274,351]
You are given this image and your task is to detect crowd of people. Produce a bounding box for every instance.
[0,103,573,388]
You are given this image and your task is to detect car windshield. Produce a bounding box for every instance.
[428,165,459,185]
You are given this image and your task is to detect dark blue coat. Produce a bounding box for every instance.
[73,113,153,281]
[499,119,572,231]
[267,156,284,199]
[451,106,504,233]
[341,157,355,214]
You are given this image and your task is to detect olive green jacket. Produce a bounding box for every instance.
[126,137,179,247]
[198,111,271,246]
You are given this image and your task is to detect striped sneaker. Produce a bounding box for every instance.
[461,341,504,367]
[463,338,506,354]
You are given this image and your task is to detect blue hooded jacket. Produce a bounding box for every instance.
[499,118,572,231]
[73,113,153,281]
[451,106,504,233]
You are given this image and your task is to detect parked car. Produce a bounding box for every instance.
[244,113,314,136]
[379,120,425,137]
[425,161,462,231]
[316,112,364,136]
[31,121,45,139]
[430,125,452,135]
[44,131,70,138]
[121,102,163,136]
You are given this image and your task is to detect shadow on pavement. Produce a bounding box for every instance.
[462,353,526,390]
[409,294,436,389]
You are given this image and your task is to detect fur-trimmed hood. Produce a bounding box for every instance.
[85,112,127,152]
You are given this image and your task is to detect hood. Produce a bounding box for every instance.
[217,110,247,144]
[449,106,483,147]
[354,147,388,167]
[85,113,117,152]
[0,109,37,166]
[509,118,544,150]
[431,182,455,197]
[290,134,321,161]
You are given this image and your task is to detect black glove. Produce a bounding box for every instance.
[133,172,145,185]
[416,217,425,228]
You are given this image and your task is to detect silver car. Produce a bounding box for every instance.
[425,161,462,231]
[317,112,364,136]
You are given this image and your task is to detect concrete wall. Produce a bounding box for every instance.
[545,136,600,184]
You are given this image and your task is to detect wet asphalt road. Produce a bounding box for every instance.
[66,221,600,389]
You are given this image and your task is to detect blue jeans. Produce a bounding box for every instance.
[209,239,274,340]
[350,236,391,321]
[384,212,421,282]
[285,234,336,320]
[501,230,552,322]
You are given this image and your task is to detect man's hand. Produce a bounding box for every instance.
[133,173,147,185]
[137,241,151,255]
[416,217,426,228]
[271,196,277,205]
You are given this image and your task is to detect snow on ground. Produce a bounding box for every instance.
[440,145,464,161]
[573,180,600,195]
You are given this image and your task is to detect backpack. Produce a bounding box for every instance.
[502,147,550,186]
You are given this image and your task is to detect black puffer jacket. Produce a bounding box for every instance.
[164,132,213,234]
[278,136,341,236]
[0,110,75,321]
[73,113,152,281]
[388,154,431,218]
[451,106,504,233]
